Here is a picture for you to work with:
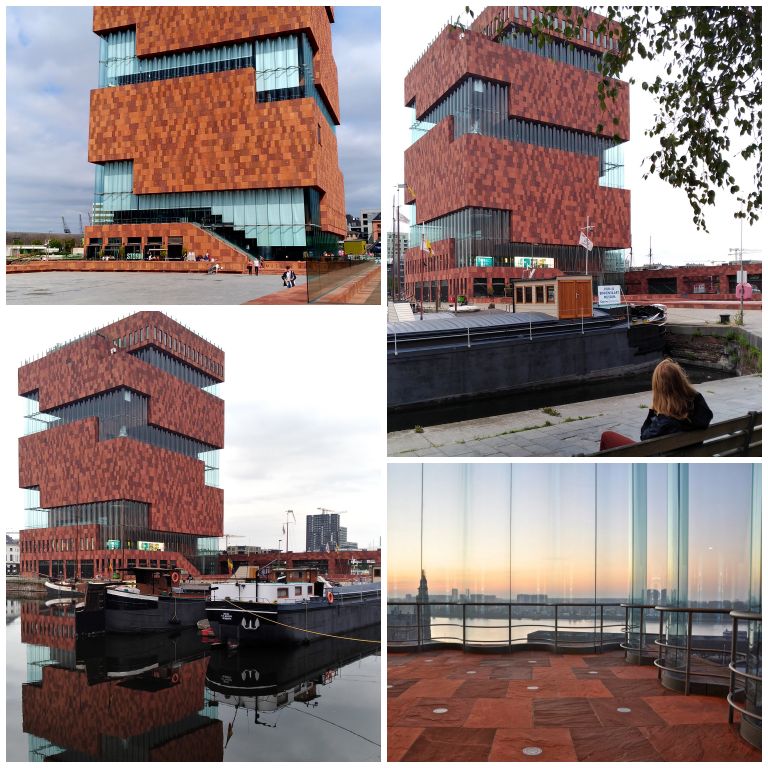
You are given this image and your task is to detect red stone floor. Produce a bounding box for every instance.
[388,649,761,762]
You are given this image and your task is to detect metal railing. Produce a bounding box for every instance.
[620,603,662,661]
[727,610,762,730]
[653,606,738,695]
[387,601,626,650]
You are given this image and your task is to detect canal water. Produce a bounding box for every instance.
[6,599,380,762]
[388,363,734,431]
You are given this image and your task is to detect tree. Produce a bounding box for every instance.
[534,7,761,230]
[455,6,761,230]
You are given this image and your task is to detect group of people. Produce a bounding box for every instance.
[599,358,714,450]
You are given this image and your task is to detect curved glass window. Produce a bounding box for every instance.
[388,463,760,648]
[97,29,335,130]
[413,77,625,189]
[131,346,220,392]
[93,161,311,249]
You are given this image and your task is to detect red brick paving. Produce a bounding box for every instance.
[388,649,761,762]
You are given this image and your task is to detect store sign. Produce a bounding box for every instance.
[597,285,622,306]
[137,540,165,552]
[106,539,120,550]
[514,257,555,268]
[475,256,493,267]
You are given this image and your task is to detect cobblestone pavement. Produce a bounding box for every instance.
[387,374,762,457]
[6,272,304,305]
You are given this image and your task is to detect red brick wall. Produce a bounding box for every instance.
[624,264,762,295]
[19,420,223,536]
[405,118,630,247]
[404,25,628,139]
[19,334,224,446]
[92,5,340,122]
[88,72,345,236]
[22,657,216,758]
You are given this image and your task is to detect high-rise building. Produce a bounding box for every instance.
[403,6,631,303]
[84,6,346,270]
[305,511,342,551]
[18,312,224,578]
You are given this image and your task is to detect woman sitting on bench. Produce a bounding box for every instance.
[600,358,713,450]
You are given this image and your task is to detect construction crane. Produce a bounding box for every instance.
[61,216,71,234]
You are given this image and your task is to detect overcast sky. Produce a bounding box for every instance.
[3,306,384,551]
[5,4,381,232]
[381,2,762,267]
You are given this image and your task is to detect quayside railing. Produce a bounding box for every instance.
[387,601,626,651]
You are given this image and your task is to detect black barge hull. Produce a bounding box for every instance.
[206,596,381,646]
[105,590,207,633]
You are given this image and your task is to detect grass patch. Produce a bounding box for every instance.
[541,406,561,417]
[414,425,424,433]
[562,415,594,423]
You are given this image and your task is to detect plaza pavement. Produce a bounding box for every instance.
[6,272,305,305]
[387,373,762,457]
[665,307,762,336]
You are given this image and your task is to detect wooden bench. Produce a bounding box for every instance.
[587,412,761,457]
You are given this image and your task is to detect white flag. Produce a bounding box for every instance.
[579,231,593,251]
[398,212,410,224]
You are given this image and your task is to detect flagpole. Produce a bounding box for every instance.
[420,233,425,320]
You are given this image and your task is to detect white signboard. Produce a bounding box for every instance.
[137,540,165,552]
[514,257,555,269]
[736,270,748,284]
[597,285,622,306]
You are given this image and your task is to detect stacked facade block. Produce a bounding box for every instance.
[18,311,224,578]
[85,6,345,268]
[403,5,631,303]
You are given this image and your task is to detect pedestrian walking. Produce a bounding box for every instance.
[253,255,260,276]
[282,265,296,288]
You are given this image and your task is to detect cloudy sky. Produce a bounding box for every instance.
[381,3,762,266]
[4,306,384,551]
[5,5,381,232]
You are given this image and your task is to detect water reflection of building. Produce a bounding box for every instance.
[19,604,221,761]
[6,598,21,625]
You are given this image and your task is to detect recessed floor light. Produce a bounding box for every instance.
[527,660,537,664]
[587,670,598,675]
[466,670,477,674]
[432,707,448,714]
[387,684,393,688]
[522,746,543,756]
[617,707,632,713]
[425,659,434,663]
[526,685,540,690]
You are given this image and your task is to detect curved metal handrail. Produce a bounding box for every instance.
[727,610,762,727]
[652,605,744,695]
[620,603,661,660]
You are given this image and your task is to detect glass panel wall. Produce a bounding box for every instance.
[388,463,760,650]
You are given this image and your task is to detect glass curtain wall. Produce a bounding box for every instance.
[388,463,760,650]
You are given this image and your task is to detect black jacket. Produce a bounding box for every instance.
[640,392,713,441]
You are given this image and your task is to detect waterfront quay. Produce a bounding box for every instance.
[388,374,762,457]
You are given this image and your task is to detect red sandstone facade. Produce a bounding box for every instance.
[403,5,631,302]
[85,6,345,269]
[18,312,224,578]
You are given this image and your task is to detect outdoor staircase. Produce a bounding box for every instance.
[313,262,381,304]
[189,222,251,273]
[387,301,416,322]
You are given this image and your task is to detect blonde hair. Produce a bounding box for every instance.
[651,358,698,419]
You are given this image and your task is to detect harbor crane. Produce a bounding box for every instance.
[61,216,71,234]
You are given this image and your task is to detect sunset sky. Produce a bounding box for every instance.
[388,463,756,603]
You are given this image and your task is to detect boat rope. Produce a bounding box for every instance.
[221,598,381,644]
[287,703,381,748]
